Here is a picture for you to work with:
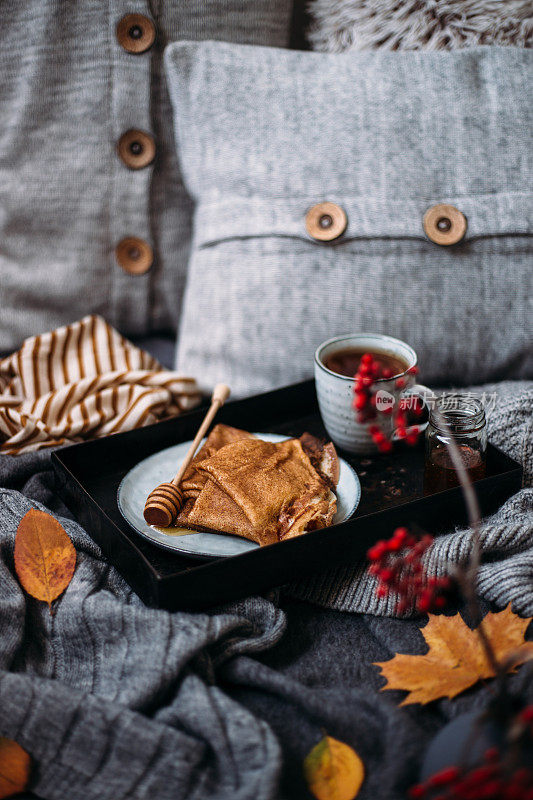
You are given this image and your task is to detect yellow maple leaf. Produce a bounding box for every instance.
[303,735,364,800]
[374,605,533,706]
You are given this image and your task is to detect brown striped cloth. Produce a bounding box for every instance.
[0,315,201,455]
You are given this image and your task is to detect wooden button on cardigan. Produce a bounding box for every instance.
[115,237,153,274]
[117,130,156,169]
[116,13,156,54]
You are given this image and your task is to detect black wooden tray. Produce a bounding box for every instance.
[52,380,522,610]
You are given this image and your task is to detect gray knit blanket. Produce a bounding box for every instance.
[0,381,531,799]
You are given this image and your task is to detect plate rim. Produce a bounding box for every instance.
[117,432,361,559]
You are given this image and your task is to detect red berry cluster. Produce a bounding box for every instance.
[352,353,422,452]
[409,745,533,799]
[367,527,452,614]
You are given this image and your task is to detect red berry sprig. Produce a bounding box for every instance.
[367,527,452,614]
[352,354,421,452]
[409,741,533,799]
[352,353,379,417]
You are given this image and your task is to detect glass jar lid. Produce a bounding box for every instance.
[429,394,486,434]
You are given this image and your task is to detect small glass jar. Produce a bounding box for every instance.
[424,394,487,495]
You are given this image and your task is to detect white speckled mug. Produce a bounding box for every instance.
[315,333,433,454]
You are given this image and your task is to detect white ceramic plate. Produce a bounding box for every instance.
[117,433,361,559]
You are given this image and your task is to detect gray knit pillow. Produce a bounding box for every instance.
[309,0,532,52]
[165,41,532,398]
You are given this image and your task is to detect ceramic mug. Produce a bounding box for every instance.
[314,333,434,454]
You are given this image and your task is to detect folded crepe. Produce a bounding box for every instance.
[179,424,253,501]
[176,424,338,546]
[175,424,254,525]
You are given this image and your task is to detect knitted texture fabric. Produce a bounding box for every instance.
[1,479,531,800]
[0,383,531,799]
[0,487,285,800]
[308,0,533,52]
[165,42,532,398]
[0,1,294,354]
[287,381,533,616]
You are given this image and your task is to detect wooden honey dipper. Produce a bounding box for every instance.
[143,384,231,528]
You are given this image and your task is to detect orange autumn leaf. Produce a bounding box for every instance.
[0,737,31,799]
[14,508,76,611]
[303,735,364,800]
[374,605,533,706]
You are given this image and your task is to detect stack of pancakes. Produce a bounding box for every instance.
[175,424,339,546]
